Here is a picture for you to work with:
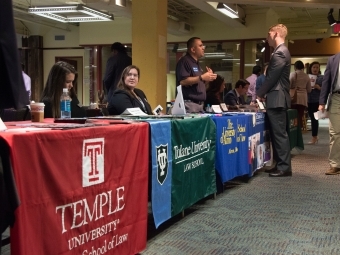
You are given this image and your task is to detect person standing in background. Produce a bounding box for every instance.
[289,60,312,129]
[246,65,261,104]
[319,53,340,175]
[103,42,132,102]
[22,63,31,101]
[257,24,292,177]
[307,61,323,144]
[176,37,217,113]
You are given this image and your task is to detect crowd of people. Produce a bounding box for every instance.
[16,23,339,177]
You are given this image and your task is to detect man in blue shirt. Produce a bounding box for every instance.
[176,37,217,113]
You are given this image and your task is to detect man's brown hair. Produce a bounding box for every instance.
[269,24,288,38]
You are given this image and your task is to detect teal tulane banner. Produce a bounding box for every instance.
[171,117,216,216]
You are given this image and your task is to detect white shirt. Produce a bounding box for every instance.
[22,71,31,100]
[334,62,340,92]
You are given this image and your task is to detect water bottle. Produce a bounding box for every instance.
[60,88,71,118]
[206,104,211,113]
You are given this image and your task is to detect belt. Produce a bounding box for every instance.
[184,100,204,105]
[333,91,340,94]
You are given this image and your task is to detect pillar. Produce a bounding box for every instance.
[132,0,167,111]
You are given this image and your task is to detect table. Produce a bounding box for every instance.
[147,117,217,228]
[0,122,149,255]
[211,112,270,184]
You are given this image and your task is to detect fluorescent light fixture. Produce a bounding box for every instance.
[28,4,114,23]
[216,3,239,19]
[115,0,126,7]
[261,47,265,52]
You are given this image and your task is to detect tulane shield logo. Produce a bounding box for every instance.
[156,144,168,185]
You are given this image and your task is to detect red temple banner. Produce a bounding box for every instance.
[0,123,149,255]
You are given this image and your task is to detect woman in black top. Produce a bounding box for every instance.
[204,74,225,109]
[41,61,86,118]
[107,65,152,115]
[307,61,323,144]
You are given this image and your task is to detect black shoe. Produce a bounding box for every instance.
[264,167,277,173]
[269,170,292,177]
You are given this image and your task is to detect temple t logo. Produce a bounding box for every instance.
[156,144,168,185]
[82,138,105,187]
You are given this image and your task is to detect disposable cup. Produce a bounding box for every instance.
[30,102,45,122]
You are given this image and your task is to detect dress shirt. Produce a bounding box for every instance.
[246,74,257,102]
[22,71,31,99]
[334,62,340,92]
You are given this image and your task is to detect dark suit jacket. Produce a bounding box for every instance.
[223,89,246,106]
[107,88,152,115]
[319,53,340,106]
[103,52,132,101]
[257,44,291,109]
[0,0,29,110]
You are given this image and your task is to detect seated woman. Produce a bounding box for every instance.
[223,79,250,108]
[204,74,225,109]
[41,61,86,118]
[107,65,152,115]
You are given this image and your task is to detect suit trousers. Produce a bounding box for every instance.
[328,94,340,168]
[266,108,292,172]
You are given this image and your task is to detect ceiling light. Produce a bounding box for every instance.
[327,9,337,26]
[261,47,265,52]
[28,4,114,23]
[115,0,126,7]
[216,3,239,19]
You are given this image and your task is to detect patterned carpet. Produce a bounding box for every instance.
[142,119,340,255]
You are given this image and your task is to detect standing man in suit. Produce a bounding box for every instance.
[224,79,249,107]
[103,42,132,102]
[257,24,292,177]
[319,53,340,175]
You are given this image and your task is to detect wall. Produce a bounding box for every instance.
[289,37,340,56]
[79,18,132,45]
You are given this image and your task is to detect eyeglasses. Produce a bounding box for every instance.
[127,73,139,78]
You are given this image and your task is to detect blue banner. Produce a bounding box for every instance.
[148,120,172,228]
[211,114,250,183]
[246,112,271,175]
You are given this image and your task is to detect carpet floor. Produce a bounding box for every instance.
[142,119,340,255]
[1,120,338,255]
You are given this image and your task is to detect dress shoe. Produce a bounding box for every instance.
[269,170,292,177]
[325,167,340,175]
[264,167,277,173]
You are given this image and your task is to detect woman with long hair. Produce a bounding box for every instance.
[307,61,323,144]
[107,65,152,115]
[204,74,225,109]
[41,61,86,118]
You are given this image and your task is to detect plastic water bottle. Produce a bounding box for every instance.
[206,104,211,113]
[60,88,71,118]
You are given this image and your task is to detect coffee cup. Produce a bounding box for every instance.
[30,102,45,122]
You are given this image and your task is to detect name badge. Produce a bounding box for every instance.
[192,67,199,72]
